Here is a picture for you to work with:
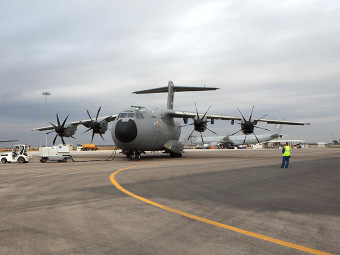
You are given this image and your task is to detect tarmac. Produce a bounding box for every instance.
[0,148,339,255]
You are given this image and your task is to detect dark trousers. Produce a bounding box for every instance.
[281,156,290,168]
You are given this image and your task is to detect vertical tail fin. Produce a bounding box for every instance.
[167,81,174,109]
[273,124,283,134]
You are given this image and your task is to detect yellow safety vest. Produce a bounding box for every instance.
[283,146,291,156]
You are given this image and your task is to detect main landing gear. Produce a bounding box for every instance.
[170,152,182,158]
[126,150,141,161]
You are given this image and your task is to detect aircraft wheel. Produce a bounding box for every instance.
[1,158,7,163]
[170,153,182,158]
[18,157,25,163]
[135,152,141,161]
[127,151,133,160]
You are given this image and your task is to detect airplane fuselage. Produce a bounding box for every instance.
[111,107,181,151]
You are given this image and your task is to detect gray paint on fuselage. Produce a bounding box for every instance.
[111,107,181,151]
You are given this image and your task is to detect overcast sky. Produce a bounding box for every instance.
[1,0,339,147]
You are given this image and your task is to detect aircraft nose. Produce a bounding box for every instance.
[115,119,138,143]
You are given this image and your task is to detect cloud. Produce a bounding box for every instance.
[1,0,340,145]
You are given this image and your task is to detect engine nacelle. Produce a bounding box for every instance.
[241,120,254,135]
[83,120,109,134]
[98,120,108,134]
[63,124,77,137]
[194,116,207,133]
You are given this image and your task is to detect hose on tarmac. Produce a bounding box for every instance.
[68,149,117,162]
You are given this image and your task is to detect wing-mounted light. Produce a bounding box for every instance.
[230,106,270,145]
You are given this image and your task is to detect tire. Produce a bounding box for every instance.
[1,158,7,163]
[128,152,133,160]
[62,158,67,162]
[18,157,25,163]
[40,158,47,163]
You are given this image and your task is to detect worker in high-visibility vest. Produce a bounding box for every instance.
[281,142,291,168]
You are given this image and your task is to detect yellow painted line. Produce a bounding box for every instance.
[110,164,333,255]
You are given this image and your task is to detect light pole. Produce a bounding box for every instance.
[42,92,51,146]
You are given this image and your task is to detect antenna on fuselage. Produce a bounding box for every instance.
[133,81,219,109]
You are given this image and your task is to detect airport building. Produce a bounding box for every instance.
[262,139,307,149]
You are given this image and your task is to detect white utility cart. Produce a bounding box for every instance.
[39,144,71,163]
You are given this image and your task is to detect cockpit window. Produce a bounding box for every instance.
[119,112,136,119]
[119,113,127,119]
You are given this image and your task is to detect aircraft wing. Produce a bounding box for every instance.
[0,140,19,143]
[253,118,310,125]
[169,111,310,125]
[31,114,117,131]
[170,110,242,121]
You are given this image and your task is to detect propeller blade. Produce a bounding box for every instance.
[95,107,101,122]
[237,108,247,122]
[257,113,268,121]
[61,115,69,127]
[253,132,260,143]
[49,122,56,128]
[82,128,92,135]
[202,105,212,119]
[230,129,242,136]
[53,134,58,145]
[56,114,61,126]
[249,105,254,121]
[86,109,93,121]
[200,132,204,145]
[207,128,218,135]
[61,136,66,145]
[186,130,195,141]
[254,126,271,131]
[91,132,95,144]
[99,133,105,141]
[242,135,247,145]
[180,123,194,127]
[195,102,199,119]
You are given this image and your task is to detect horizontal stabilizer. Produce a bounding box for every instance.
[133,86,218,94]
[133,81,219,109]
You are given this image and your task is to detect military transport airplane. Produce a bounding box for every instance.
[191,124,283,148]
[32,81,310,160]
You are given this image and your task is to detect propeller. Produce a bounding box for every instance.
[230,106,270,145]
[47,114,71,145]
[183,103,217,145]
[83,107,105,143]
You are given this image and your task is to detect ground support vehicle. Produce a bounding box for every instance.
[39,145,71,163]
[0,144,30,163]
[82,144,97,151]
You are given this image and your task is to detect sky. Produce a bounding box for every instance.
[1,0,340,147]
